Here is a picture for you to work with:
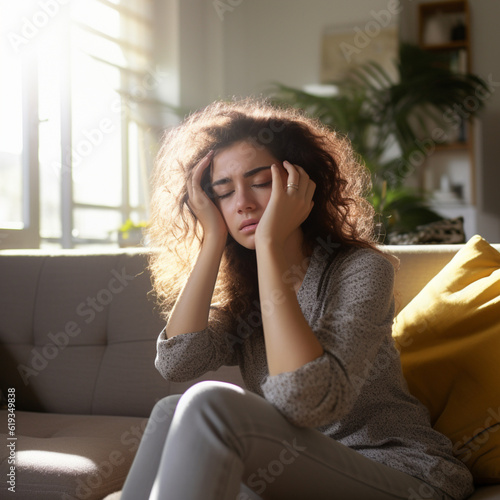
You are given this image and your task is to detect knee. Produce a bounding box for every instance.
[177,381,247,420]
[149,394,182,426]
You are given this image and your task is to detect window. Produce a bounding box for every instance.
[0,0,167,248]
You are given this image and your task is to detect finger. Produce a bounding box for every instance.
[192,150,214,187]
[282,160,299,180]
[294,165,311,186]
[188,151,214,204]
[283,160,300,193]
[270,163,282,196]
[298,181,315,225]
[295,164,309,178]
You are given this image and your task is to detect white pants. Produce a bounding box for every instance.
[121,381,453,500]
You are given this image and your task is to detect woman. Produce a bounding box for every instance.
[121,99,473,500]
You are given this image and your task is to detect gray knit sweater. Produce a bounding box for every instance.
[155,245,474,500]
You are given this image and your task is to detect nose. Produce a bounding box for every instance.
[235,188,256,213]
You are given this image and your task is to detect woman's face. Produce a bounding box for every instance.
[210,140,286,250]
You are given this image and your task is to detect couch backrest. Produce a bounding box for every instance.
[0,250,170,416]
[0,249,245,417]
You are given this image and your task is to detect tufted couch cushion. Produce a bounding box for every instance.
[0,249,168,416]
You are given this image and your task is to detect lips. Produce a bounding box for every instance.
[239,218,259,232]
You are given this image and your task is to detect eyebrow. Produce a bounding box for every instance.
[210,166,271,187]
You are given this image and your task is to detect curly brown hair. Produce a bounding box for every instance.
[147,97,377,320]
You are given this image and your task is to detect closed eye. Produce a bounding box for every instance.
[214,181,272,200]
[214,190,233,200]
[253,181,272,189]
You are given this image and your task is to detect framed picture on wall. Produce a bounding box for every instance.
[320,23,399,82]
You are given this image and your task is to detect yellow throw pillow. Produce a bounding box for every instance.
[392,235,500,484]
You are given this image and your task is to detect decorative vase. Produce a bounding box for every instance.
[423,13,450,45]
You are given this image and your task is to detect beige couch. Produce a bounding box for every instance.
[0,246,499,499]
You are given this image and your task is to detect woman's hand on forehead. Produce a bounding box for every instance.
[187,150,228,242]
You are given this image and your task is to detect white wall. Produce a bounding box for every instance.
[153,0,500,242]
[153,0,398,108]
[152,0,226,112]
[220,0,398,97]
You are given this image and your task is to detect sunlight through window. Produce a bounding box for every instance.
[0,0,159,248]
[0,5,24,229]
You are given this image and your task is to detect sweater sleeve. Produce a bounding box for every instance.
[154,307,238,382]
[261,249,396,428]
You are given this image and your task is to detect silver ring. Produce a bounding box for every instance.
[287,183,299,191]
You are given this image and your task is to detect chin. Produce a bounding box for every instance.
[231,233,256,251]
[238,240,256,251]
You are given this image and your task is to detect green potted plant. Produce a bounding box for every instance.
[117,219,149,247]
[271,43,489,241]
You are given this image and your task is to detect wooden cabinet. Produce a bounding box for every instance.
[417,0,477,215]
